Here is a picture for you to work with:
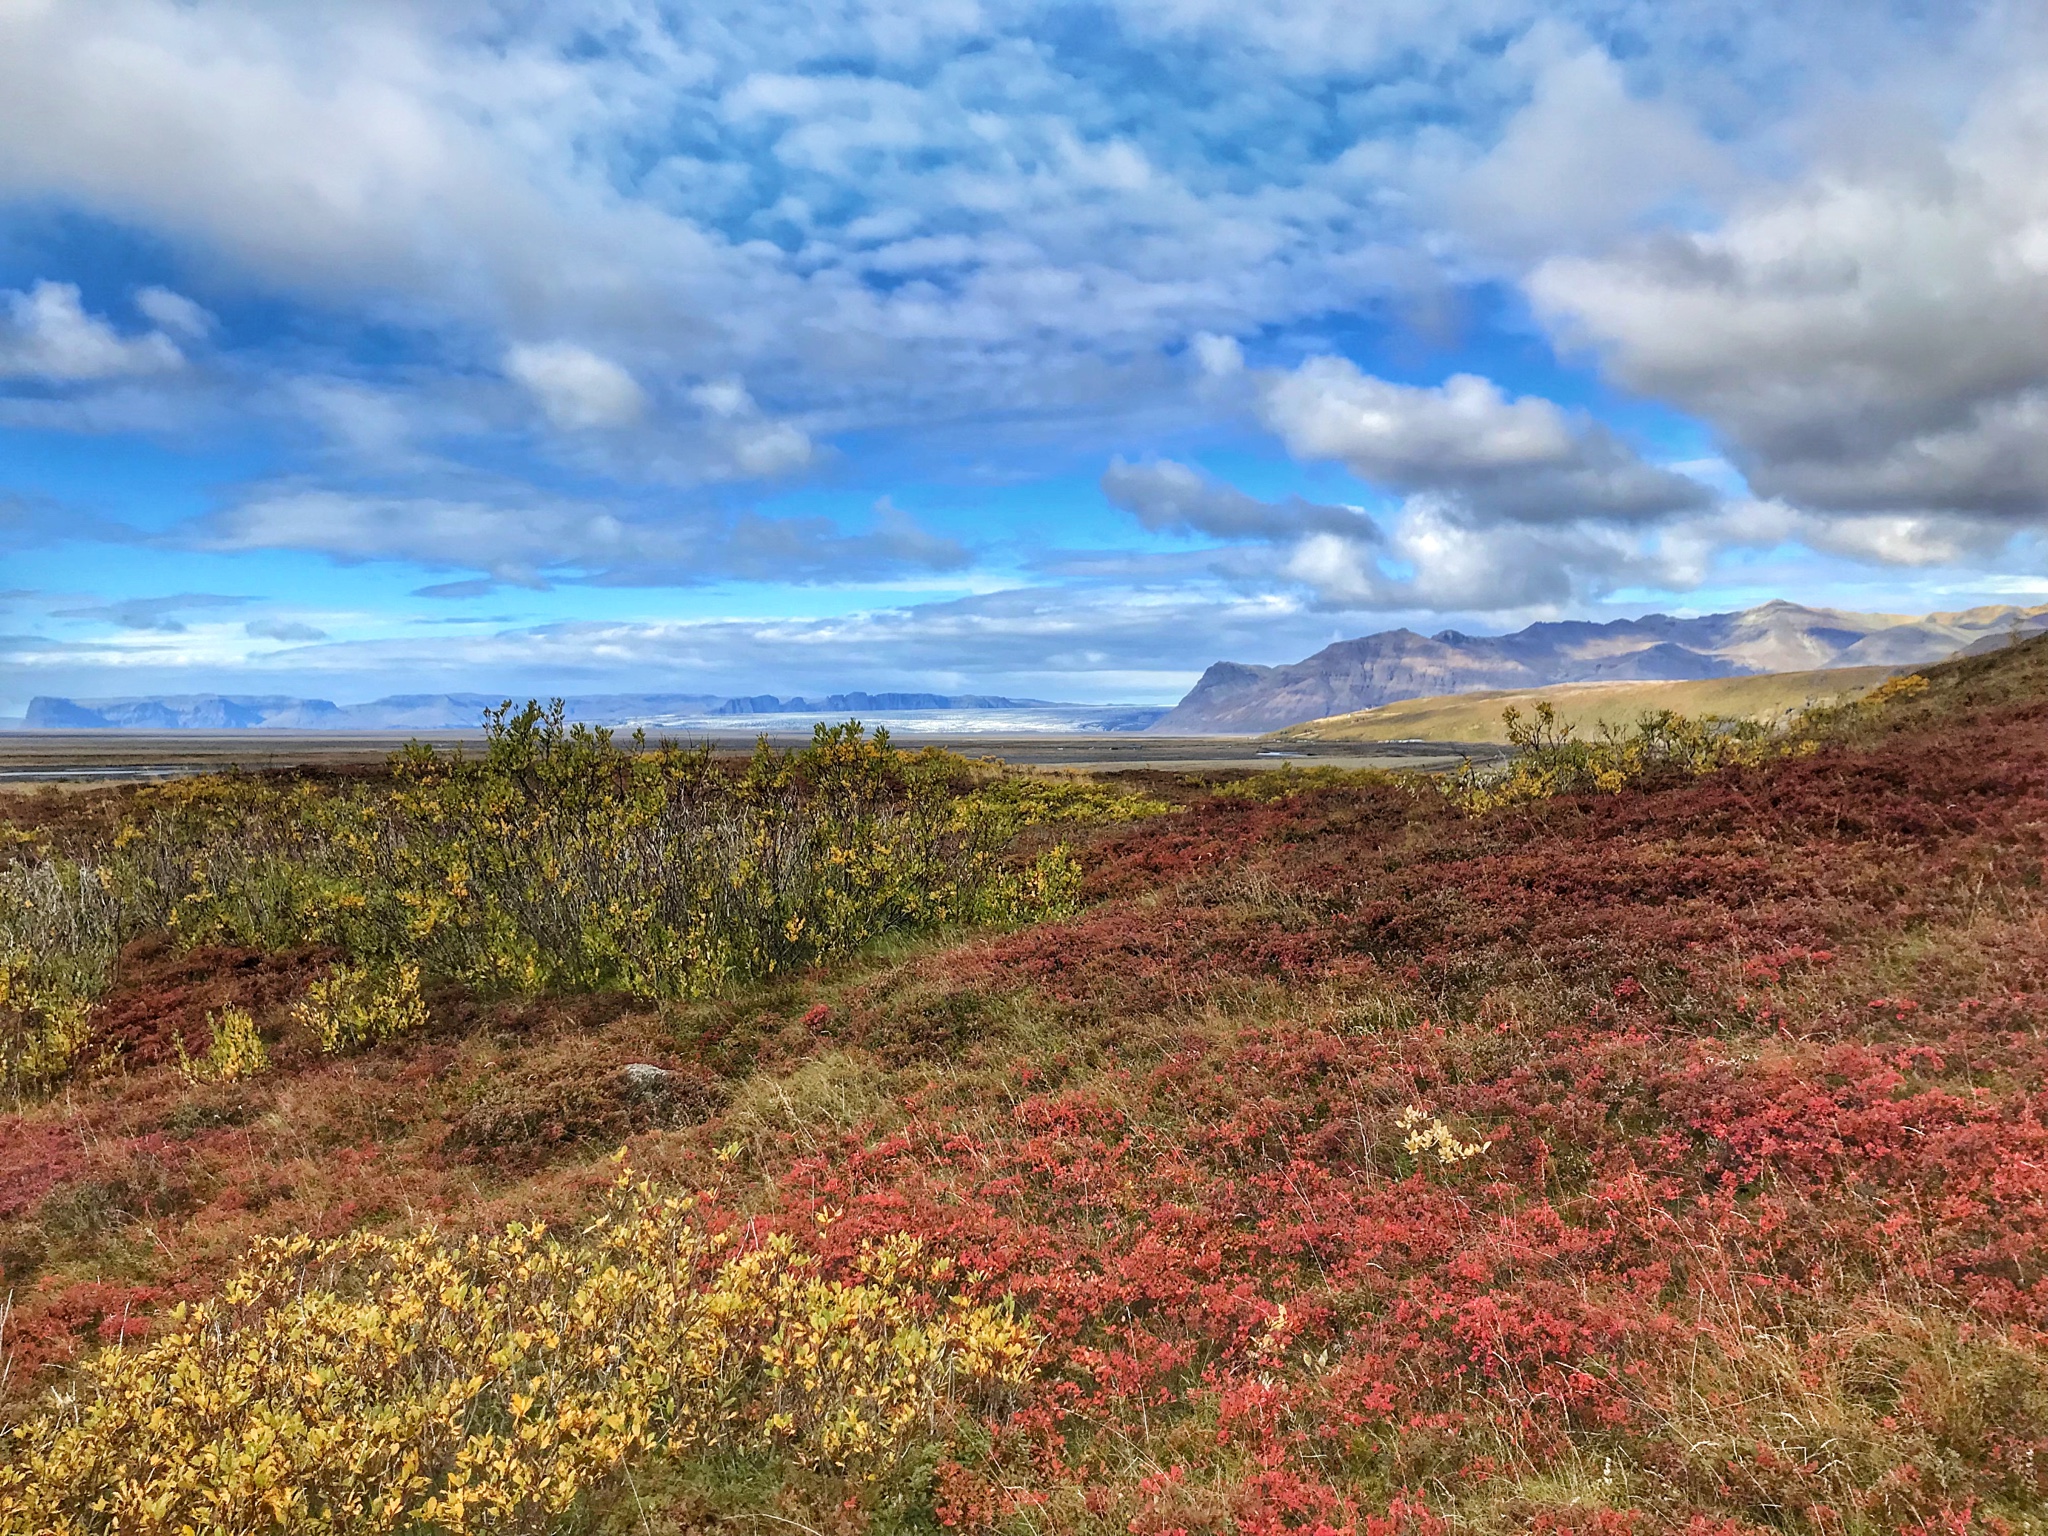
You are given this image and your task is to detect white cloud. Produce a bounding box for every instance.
[690,378,815,477]
[134,285,214,338]
[0,4,608,298]
[1189,332,1244,378]
[1273,496,1702,613]
[291,378,427,461]
[1264,362,1571,471]
[1782,507,2017,568]
[190,486,964,587]
[1440,30,1727,258]
[0,0,1693,437]
[103,583,1324,701]
[1086,456,1955,615]
[504,342,646,430]
[0,281,183,381]
[1528,62,2048,520]
[690,378,754,419]
[1,0,2040,654]
[730,418,815,476]
[1110,0,1525,74]
[1090,451,1740,615]
[1256,357,1712,522]
[0,0,2005,441]
[1101,456,1375,541]
[204,491,576,583]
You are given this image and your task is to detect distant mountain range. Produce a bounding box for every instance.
[15,691,1155,732]
[1151,600,2048,735]
[21,600,2047,738]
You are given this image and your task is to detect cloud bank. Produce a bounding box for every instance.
[0,0,2040,707]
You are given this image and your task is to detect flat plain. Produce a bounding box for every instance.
[0,728,1501,781]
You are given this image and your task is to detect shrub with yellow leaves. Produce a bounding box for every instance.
[1443,701,1788,813]
[1397,1104,1491,1166]
[175,1004,269,1082]
[0,977,92,1104]
[0,857,119,1100]
[67,711,1156,1014]
[0,1170,1037,1535]
[294,962,428,1054]
[0,710,1170,1096]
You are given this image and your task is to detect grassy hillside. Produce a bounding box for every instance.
[8,642,2048,1533]
[1269,664,1901,744]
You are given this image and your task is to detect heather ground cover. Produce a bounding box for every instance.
[6,643,2048,1533]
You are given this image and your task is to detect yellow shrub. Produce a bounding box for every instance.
[4,715,1122,1059]
[1860,671,1930,709]
[1214,764,1417,803]
[1444,701,1784,813]
[1397,1104,1491,1165]
[0,1172,1037,1535]
[951,775,1174,836]
[983,844,1085,922]
[295,962,428,1054]
[175,1005,269,1082]
[0,857,120,1098]
[0,977,93,1102]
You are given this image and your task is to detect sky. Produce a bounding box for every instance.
[2,0,2045,713]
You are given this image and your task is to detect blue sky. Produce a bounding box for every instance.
[2,0,2045,712]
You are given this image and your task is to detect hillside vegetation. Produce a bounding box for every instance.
[1267,665,1900,745]
[6,640,2048,1533]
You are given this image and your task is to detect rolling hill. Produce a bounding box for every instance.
[1267,664,1902,744]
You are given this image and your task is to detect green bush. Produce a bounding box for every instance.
[0,711,1165,1093]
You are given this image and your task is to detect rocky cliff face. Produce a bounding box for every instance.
[1150,601,2048,734]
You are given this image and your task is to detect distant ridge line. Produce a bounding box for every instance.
[1149,599,2048,735]
[18,691,1110,732]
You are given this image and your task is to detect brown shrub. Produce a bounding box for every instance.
[445,1048,723,1167]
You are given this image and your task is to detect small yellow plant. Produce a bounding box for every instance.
[0,957,96,1099]
[175,1005,269,1083]
[1861,671,1929,708]
[0,1171,1037,1535]
[1398,1104,1491,1165]
[984,844,1085,922]
[295,961,428,1054]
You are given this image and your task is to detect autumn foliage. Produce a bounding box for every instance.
[3,1170,1032,1534]
[6,639,2048,1532]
